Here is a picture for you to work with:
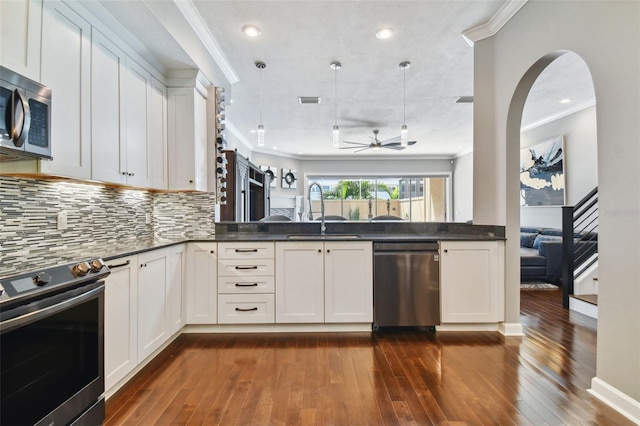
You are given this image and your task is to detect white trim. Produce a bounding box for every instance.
[461,0,528,46]
[569,297,598,319]
[500,322,525,336]
[183,323,372,333]
[172,0,239,84]
[588,377,640,424]
[521,98,596,132]
[436,323,501,332]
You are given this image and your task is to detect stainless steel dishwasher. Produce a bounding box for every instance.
[373,242,440,328]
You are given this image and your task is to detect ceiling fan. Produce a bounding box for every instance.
[339,129,416,153]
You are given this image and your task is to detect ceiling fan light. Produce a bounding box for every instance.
[257,124,265,146]
[401,125,408,147]
[332,125,340,147]
[242,24,262,37]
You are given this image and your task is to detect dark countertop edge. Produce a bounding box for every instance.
[2,234,505,279]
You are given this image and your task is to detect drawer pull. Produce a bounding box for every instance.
[235,307,258,312]
[107,260,130,269]
[235,283,258,287]
[235,249,258,253]
[235,265,258,270]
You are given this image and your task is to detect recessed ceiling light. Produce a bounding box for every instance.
[559,98,572,104]
[375,27,395,40]
[241,24,262,37]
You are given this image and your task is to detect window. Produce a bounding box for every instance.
[307,175,450,222]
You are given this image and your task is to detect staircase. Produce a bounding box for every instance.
[562,187,598,313]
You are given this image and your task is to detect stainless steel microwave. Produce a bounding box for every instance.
[0,66,52,161]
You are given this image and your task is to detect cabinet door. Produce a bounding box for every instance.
[137,249,168,361]
[149,78,168,189]
[0,0,42,80]
[440,241,504,323]
[104,255,137,391]
[91,29,126,184]
[275,242,324,323]
[123,57,151,188]
[324,241,373,323]
[186,243,217,324]
[39,0,91,179]
[166,244,185,335]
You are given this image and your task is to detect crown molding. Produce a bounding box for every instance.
[461,0,528,46]
[520,98,596,133]
[172,0,239,84]
[225,121,255,152]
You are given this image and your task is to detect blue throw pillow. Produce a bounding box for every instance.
[533,234,562,250]
[520,232,538,248]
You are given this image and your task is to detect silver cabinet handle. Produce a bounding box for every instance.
[107,260,131,269]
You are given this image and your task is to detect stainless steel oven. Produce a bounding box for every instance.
[0,259,109,426]
[0,66,52,161]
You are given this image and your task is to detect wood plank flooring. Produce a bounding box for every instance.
[105,290,633,425]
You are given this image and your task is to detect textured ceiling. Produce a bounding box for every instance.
[97,0,595,159]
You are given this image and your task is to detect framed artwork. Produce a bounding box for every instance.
[520,135,565,206]
[281,168,297,189]
[260,165,277,188]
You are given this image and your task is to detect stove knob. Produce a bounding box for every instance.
[89,259,105,273]
[33,272,52,286]
[72,262,90,277]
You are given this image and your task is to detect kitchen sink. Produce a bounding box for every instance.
[285,234,361,239]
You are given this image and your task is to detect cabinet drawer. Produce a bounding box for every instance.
[218,259,274,277]
[217,242,274,260]
[218,294,274,324]
[218,276,275,294]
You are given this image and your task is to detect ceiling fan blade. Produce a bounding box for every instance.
[382,142,402,147]
[407,140,417,145]
[353,146,371,153]
[339,146,364,149]
[383,145,406,150]
[380,135,401,144]
[341,141,368,146]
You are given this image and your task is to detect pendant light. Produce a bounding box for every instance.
[256,61,266,146]
[399,61,410,147]
[331,61,341,147]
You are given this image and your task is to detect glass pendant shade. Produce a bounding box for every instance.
[332,125,340,147]
[401,124,408,147]
[257,124,265,146]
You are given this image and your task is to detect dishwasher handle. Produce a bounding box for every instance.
[374,242,439,252]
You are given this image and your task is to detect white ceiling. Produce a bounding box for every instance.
[97,0,595,159]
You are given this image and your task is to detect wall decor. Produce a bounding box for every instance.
[281,168,297,189]
[260,165,278,188]
[520,135,565,206]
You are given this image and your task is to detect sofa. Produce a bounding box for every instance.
[520,227,598,283]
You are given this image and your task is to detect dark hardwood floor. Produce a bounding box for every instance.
[105,289,632,425]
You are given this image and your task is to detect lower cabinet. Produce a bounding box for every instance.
[185,242,218,324]
[104,255,138,391]
[275,241,373,323]
[104,244,185,393]
[440,241,504,323]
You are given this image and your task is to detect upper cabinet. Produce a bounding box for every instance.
[167,85,208,191]
[39,0,91,179]
[0,0,42,81]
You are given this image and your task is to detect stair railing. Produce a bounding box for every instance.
[562,187,598,308]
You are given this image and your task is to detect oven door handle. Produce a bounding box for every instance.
[0,285,103,333]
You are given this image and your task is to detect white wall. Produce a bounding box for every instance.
[473,0,639,410]
[521,106,598,228]
[453,152,473,223]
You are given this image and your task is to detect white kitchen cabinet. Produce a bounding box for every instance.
[137,249,168,361]
[91,29,127,185]
[324,241,373,323]
[39,0,91,179]
[0,0,42,80]
[167,86,208,191]
[217,242,275,324]
[275,242,325,323]
[440,241,504,323]
[149,78,168,189]
[104,255,138,392]
[186,242,218,324]
[166,244,185,334]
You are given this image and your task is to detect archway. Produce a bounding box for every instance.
[507,51,598,309]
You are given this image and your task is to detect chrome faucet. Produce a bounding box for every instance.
[307,182,326,235]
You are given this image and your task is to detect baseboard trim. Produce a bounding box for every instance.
[436,323,500,332]
[569,296,598,319]
[500,322,525,336]
[588,377,640,424]
[183,323,373,333]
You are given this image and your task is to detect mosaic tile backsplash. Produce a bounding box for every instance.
[0,176,215,275]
